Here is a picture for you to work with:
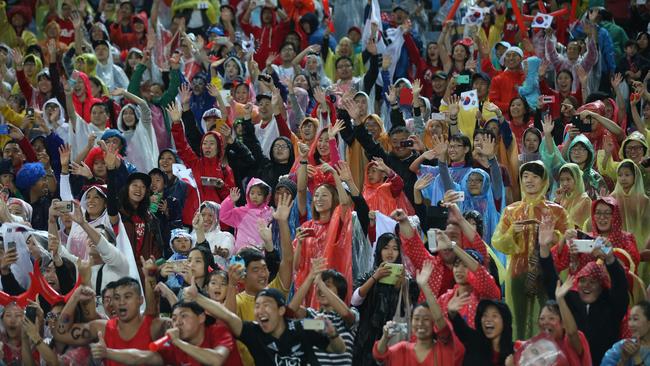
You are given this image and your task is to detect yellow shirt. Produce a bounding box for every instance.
[235,275,289,366]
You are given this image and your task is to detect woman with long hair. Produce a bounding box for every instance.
[448,298,514,366]
[352,232,419,366]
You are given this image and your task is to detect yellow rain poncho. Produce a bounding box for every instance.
[556,163,592,230]
[492,160,568,340]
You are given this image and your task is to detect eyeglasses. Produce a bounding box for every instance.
[272,145,289,151]
[448,144,464,150]
[467,177,483,184]
[336,63,352,70]
[571,146,588,153]
[624,145,644,153]
[594,211,612,217]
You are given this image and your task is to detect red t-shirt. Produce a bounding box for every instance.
[104,315,154,366]
[158,323,243,366]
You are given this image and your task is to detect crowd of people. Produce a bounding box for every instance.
[0,0,648,364]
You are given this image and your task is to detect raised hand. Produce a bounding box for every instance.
[386,85,398,105]
[165,102,183,123]
[98,140,119,170]
[611,72,623,90]
[414,173,434,191]
[313,87,327,105]
[179,83,192,104]
[538,214,555,248]
[335,161,353,182]
[542,113,554,136]
[297,142,309,159]
[447,94,460,116]
[229,187,241,202]
[69,161,93,179]
[447,290,471,314]
[430,134,448,159]
[555,276,574,299]
[381,54,392,71]
[372,157,391,174]
[412,79,422,97]
[476,134,496,158]
[272,193,292,222]
[366,38,377,55]
[328,120,345,140]
[416,260,433,287]
[319,161,335,175]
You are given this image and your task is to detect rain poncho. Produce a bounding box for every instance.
[540,133,607,200]
[219,178,273,254]
[165,228,195,291]
[42,98,70,144]
[58,181,141,293]
[293,202,355,308]
[362,161,415,217]
[460,168,504,248]
[612,160,650,277]
[492,161,568,339]
[192,201,234,268]
[116,103,158,173]
[418,161,472,206]
[597,131,650,195]
[552,196,639,275]
[555,163,592,230]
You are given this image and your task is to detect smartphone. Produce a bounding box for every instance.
[430,112,446,120]
[26,108,34,118]
[517,219,540,226]
[25,307,37,323]
[427,229,437,252]
[455,75,470,84]
[201,177,221,187]
[301,228,316,237]
[400,140,414,148]
[55,200,73,213]
[452,191,465,202]
[542,95,555,104]
[170,259,188,273]
[303,319,325,331]
[573,239,596,254]
[257,74,272,83]
[378,263,403,285]
[574,117,592,133]
[576,230,594,240]
[7,241,16,252]
[0,125,9,135]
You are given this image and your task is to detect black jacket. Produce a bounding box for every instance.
[541,254,628,365]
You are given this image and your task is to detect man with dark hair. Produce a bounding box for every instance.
[185,284,345,366]
[89,300,243,366]
[287,259,358,365]
[53,276,171,366]
[223,192,295,365]
[353,122,420,205]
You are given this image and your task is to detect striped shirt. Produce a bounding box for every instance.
[305,308,359,366]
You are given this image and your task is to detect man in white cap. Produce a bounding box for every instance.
[488,46,525,113]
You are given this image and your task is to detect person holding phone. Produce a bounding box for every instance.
[352,232,419,366]
[373,260,464,366]
[287,258,358,365]
[539,214,628,365]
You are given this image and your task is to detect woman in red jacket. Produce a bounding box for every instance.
[167,103,235,226]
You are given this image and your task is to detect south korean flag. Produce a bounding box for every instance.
[531,13,554,29]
